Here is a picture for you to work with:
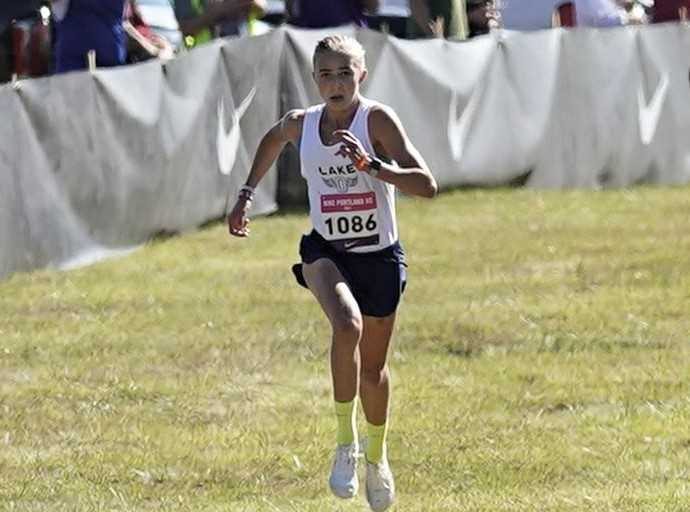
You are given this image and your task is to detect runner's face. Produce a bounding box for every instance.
[313,51,367,111]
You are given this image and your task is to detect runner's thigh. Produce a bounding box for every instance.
[302,258,362,327]
[360,313,396,370]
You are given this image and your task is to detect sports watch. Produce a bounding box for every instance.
[368,157,382,178]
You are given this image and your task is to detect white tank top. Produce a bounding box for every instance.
[299,97,398,253]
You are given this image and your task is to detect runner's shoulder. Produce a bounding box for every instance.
[283,109,306,122]
[368,103,404,138]
[280,109,305,142]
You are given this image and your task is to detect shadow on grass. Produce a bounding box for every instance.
[146,205,310,246]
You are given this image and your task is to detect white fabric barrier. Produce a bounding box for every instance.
[1,31,283,278]
[1,24,689,279]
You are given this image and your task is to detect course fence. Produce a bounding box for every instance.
[1,24,689,278]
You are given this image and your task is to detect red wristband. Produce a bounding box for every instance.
[354,155,369,171]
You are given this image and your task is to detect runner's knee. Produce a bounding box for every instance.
[331,311,363,345]
[361,365,388,386]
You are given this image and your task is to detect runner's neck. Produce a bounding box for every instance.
[323,98,360,130]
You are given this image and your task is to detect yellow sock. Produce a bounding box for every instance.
[366,422,387,464]
[335,400,357,446]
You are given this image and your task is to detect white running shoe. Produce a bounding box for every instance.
[329,443,359,499]
[365,456,395,511]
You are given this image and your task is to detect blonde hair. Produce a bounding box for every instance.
[313,35,366,69]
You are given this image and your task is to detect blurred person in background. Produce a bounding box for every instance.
[576,0,625,25]
[652,0,690,22]
[0,31,8,82]
[500,0,624,29]
[1,0,50,80]
[0,1,44,37]
[51,0,127,73]
[1,1,43,34]
[124,0,175,62]
[407,0,470,39]
[615,0,652,24]
[173,0,266,48]
[1,6,15,81]
[285,0,379,28]
[467,0,497,36]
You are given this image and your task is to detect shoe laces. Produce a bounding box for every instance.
[335,445,358,470]
[368,459,392,485]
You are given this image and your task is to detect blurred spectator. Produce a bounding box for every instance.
[407,0,469,39]
[0,27,9,82]
[501,0,623,29]
[174,0,266,48]
[551,1,577,26]
[2,1,52,79]
[366,0,410,37]
[135,0,183,50]
[51,0,127,73]
[284,0,379,28]
[467,0,496,36]
[577,0,625,26]
[124,0,174,62]
[1,1,44,35]
[500,0,561,29]
[652,0,690,22]
[616,0,652,24]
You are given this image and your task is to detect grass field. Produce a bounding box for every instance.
[1,186,690,511]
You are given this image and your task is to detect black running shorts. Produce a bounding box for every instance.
[292,230,407,318]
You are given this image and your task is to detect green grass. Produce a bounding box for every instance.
[1,186,690,511]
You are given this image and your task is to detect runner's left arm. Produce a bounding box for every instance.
[333,106,438,198]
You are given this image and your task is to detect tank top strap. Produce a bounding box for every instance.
[351,97,377,153]
[300,104,325,149]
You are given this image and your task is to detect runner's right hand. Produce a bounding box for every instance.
[228,198,251,237]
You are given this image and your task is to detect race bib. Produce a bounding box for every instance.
[320,192,380,248]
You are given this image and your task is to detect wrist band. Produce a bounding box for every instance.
[354,155,369,172]
[368,157,382,178]
[239,185,255,201]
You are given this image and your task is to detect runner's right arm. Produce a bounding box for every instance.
[228,110,303,237]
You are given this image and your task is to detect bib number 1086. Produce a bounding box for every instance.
[325,214,377,236]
